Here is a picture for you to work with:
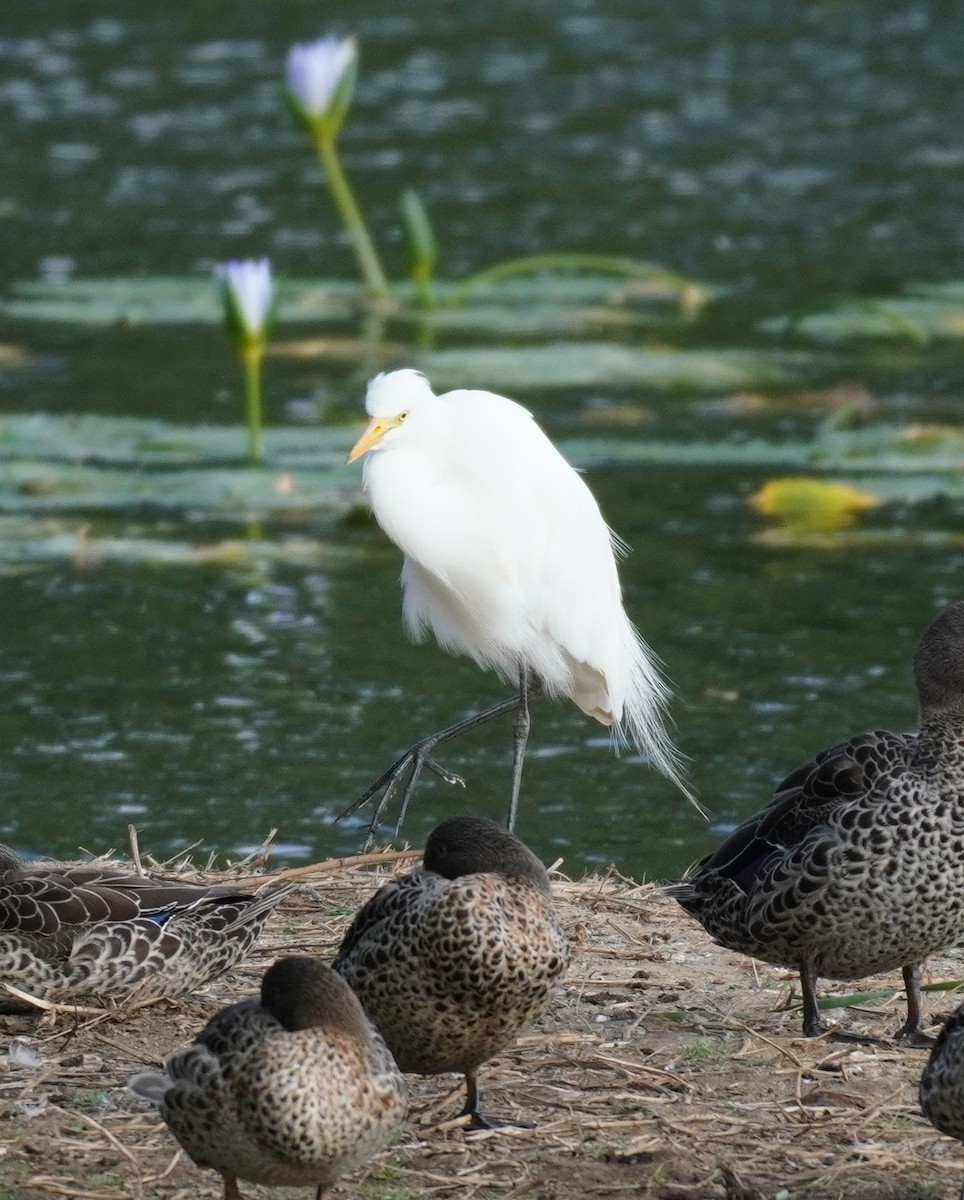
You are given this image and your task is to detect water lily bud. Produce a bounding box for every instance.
[400,190,437,285]
[216,258,274,351]
[284,35,358,140]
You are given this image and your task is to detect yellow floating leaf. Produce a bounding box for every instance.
[750,476,881,531]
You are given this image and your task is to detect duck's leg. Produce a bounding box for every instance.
[460,1068,491,1129]
[340,677,544,848]
[223,1175,243,1200]
[799,960,823,1037]
[802,962,923,1045]
[459,1067,531,1131]
[900,962,924,1036]
[897,961,935,1044]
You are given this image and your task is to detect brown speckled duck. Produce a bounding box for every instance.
[0,844,289,1009]
[333,816,570,1127]
[920,1001,964,1200]
[668,601,964,1039]
[129,956,407,1200]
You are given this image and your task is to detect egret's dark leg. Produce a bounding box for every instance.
[339,679,543,849]
[506,666,533,832]
[799,960,822,1037]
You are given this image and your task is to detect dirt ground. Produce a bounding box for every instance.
[1,848,963,1200]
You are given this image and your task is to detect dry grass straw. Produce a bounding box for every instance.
[0,843,960,1199]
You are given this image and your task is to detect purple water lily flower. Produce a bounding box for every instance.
[215,258,274,463]
[282,34,388,298]
[216,258,273,342]
[285,36,357,132]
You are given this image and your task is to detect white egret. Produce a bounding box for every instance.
[343,369,693,838]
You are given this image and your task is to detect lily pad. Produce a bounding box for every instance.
[0,517,345,570]
[0,413,961,527]
[759,295,964,344]
[0,277,359,327]
[394,302,650,338]
[0,413,355,468]
[754,528,964,550]
[417,343,808,394]
[0,272,712,330]
[560,420,964,474]
[0,414,360,517]
[906,282,964,304]
[0,460,356,516]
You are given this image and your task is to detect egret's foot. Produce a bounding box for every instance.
[393,754,466,839]
[338,689,531,849]
[338,737,466,849]
[423,757,465,788]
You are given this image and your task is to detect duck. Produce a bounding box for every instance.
[332,815,570,1126]
[130,956,407,1200]
[668,600,964,1039]
[920,1001,964,1200]
[0,844,290,1008]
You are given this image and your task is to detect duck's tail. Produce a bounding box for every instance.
[127,1069,170,1106]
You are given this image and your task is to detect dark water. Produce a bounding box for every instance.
[1,2,963,877]
[3,2,964,304]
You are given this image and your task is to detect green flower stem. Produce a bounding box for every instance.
[413,272,436,310]
[241,344,264,464]
[315,131,389,299]
[450,251,706,314]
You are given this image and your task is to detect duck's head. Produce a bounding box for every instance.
[423,816,551,892]
[261,956,371,1036]
[914,600,964,718]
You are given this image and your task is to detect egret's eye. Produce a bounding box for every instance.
[398,411,409,422]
